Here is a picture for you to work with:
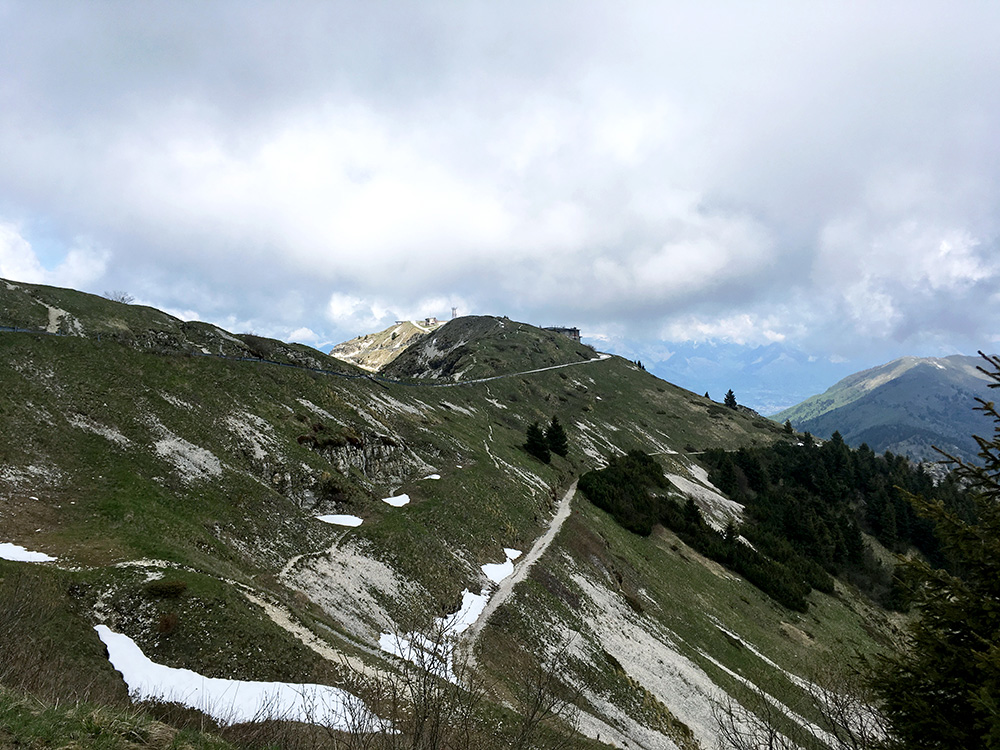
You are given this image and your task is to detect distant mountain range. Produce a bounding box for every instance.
[772,354,994,463]
[628,341,863,415]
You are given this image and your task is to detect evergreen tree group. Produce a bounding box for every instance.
[874,352,1000,748]
[524,416,570,463]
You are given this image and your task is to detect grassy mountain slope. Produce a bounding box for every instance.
[0,279,900,749]
[331,319,444,372]
[772,355,992,462]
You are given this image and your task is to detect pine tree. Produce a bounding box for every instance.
[545,416,569,458]
[784,419,794,435]
[724,389,738,409]
[524,422,551,463]
[874,352,1000,749]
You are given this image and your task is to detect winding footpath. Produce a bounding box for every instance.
[464,479,578,649]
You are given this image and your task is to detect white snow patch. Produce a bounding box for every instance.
[485,398,508,410]
[379,589,489,681]
[0,542,57,562]
[94,626,381,729]
[481,547,522,583]
[382,493,410,507]
[422,474,441,480]
[316,514,364,527]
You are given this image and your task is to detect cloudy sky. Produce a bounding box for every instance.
[1,1,998,405]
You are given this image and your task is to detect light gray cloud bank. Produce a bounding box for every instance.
[0,1,997,358]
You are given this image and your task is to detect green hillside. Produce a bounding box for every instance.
[0,278,908,749]
[772,355,992,462]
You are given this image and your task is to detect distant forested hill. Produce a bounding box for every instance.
[772,355,993,463]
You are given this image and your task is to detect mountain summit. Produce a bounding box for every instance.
[772,354,993,462]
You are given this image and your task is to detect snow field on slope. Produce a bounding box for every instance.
[95,625,385,730]
[316,514,364,527]
[378,545,523,679]
[0,541,57,562]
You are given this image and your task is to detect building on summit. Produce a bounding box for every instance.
[544,326,581,342]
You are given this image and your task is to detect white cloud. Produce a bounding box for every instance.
[659,314,788,347]
[0,223,107,289]
[286,327,322,346]
[1,2,999,361]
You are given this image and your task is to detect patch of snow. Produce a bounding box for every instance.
[94,626,382,729]
[481,559,513,583]
[380,589,489,682]
[316,514,364,527]
[382,493,410,507]
[481,547,522,583]
[422,474,441,480]
[485,398,508,410]
[0,542,57,562]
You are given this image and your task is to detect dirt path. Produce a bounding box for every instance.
[463,479,577,648]
[436,353,611,387]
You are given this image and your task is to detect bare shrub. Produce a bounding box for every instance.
[712,660,888,750]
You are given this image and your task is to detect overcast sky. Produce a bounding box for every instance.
[1,1,998,375]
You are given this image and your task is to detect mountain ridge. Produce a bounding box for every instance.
[0,277,903,749]
[773,354,993,462]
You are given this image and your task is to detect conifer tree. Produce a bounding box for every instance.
[724,389,738,409]
[545,416,569,458]
[524,422,551,463]
[875,352,1000,749]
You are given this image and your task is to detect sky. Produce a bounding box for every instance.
[1,1,998,409]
